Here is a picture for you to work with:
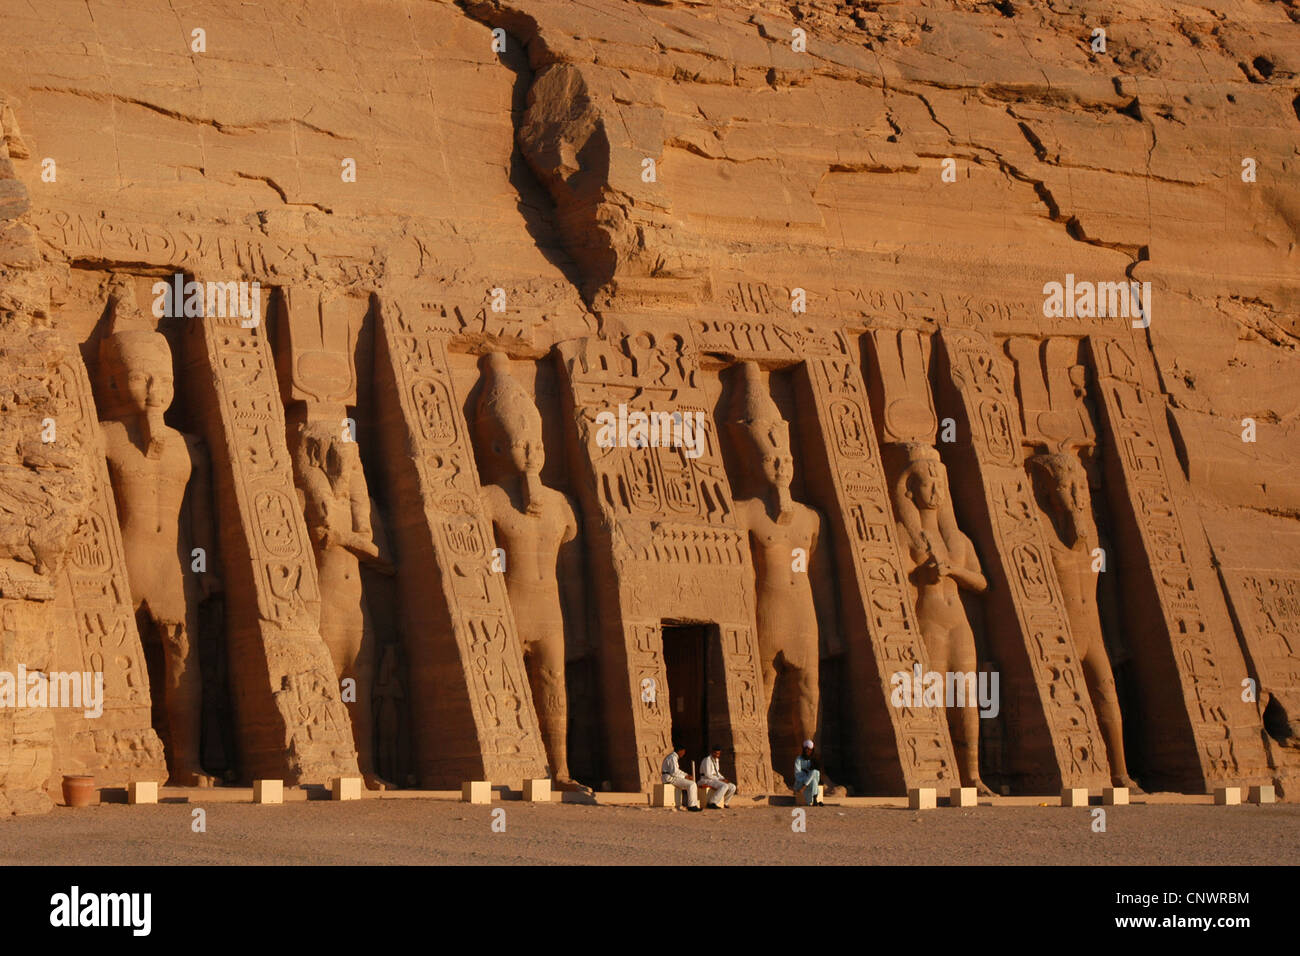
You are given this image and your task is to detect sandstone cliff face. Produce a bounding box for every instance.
[0,0,1296,807]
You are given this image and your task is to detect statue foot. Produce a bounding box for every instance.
[554,777,593,795]
[364,773,393,791]
[170,770,216,788]
[1112,774,1144,794]
[974,781,997,798]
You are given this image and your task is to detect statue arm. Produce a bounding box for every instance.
[948,532,988,593]
[561,492,579,545]
[342,473,391,571]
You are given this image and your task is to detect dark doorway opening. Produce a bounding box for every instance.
[662,623,726,767]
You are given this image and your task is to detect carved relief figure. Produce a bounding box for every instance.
[293,420,393,788]
[728,363,825,753]
[475,352,587,790]
[892,443,991,794]
[98,277,218,786]
[1029,451,1140,791]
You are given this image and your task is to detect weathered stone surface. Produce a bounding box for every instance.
[0,0,1296,807]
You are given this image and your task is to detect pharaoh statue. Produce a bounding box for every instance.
[98,276,218,786]
[1029,451,1140,791]
[892,443,991,795]
[293,420,393,789]
[728,362,826,757]
[475,352,587,791]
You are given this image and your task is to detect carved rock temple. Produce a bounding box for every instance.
[0,0,1296,812]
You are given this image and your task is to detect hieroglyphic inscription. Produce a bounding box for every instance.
[624,620,674,787]
[694,318,841,360]
[195,310,358,782]
[939,329,1108,786]
[804,337,956,787]
[34,207,378,286]
[1089,336,1267,782]
[378,299,545,784]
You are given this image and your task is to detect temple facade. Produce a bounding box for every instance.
[0,0,1296,810]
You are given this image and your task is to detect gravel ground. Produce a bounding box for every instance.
[1,800,1296,865]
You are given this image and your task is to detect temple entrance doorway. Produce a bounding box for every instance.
[662,622,727,768]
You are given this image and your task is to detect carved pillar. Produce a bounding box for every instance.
[184,305,359,784]
[52,350,166,785]
[1215,569,1300,790]
[373,296,547,788]
[936,328,1109,790]
[1087,335,1271,789]
[556,327,772,792]
[798,335,957,791]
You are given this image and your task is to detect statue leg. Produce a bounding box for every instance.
[1081,645,1140,791]
[945,620,994,796]
[526,636,577,787]
[158,617,212,787]
[786,634,820,750]
[348,625,384,789]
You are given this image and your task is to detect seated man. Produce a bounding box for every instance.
[698,747,737,810]
[794,739,823,807]
[662,746,702,812]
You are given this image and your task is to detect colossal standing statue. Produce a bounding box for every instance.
[728,362,825,755]
[892,443,991,795]
[475,352,587,790]
[1030,451,1141,791]
[98,277,217,786]
[293,420,393,789]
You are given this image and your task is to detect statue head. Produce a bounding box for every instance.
[891,443,961,548]
[295,420,357,493]
[475,352,544,478]
[728,361,793,493]
[98,277,174,418]
[1030,451,1095,542]
[899,444,946,512]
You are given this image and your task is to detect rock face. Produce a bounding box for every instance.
[0,0,1296,806]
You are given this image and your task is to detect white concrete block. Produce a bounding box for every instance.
[1215,786,1241,806]
[908,787,936,810]
[649,783,675,807]
[128,781,157,805]
[253,779,283,804]
[950,787,977,808]
[1102,787,1129,806]
[332,776,362,801]
[522,778,551,803]
[1248,785,1275,805]
[1061,788,1089,807]
[461,780,491,804]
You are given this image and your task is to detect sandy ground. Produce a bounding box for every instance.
[1,800,1296,865]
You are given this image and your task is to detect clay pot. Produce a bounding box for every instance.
[62,775,97,808]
